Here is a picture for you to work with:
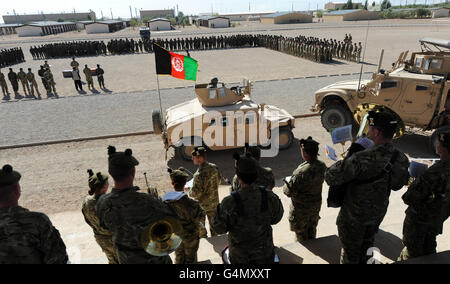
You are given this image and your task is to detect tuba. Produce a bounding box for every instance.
[141,216,183,256]
[353,103,405,140]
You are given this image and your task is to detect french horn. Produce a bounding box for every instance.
[141,216,183,256]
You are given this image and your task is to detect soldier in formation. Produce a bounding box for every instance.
[163,167,205,264]
[0,164,68,264]
[399,129,450,260]
[0,69,10,99]
[17,68,31,97]
[27,68,41,99]
[325,111,410,264]
[96,64,105,89]
[83,65,95,90]
[188,146,221,238]
[7,68,19,98]
[212,152,284,264]
[0,48,25,67]
[82,169,119,264]
[31,41,107,59]
[283,136,327,242]
[96,146,176,264]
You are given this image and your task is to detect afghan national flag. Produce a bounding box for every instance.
[153,43,198,81]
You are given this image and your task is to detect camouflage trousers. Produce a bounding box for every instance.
[175,237,200,264]
[337,216,382,264]
[28,80,41,96]
[86,78,94,89]
[199,208,218,238]
[94,235,119,264]
[289,203,321,242]
[20,80,30,95]
[1,82,8,96]
[398,214,439,261]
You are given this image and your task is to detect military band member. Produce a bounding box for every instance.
[212,152,284,264]
[189,146,221,238]
[326,111,410,264]
[26,68,41,99]
[399,129,450,260]
[0,164,68,264]
[163,167,205,264]
[96,146,175,264]
[17,68,30,97]
[82,169,119,264]
[283,137,327,242]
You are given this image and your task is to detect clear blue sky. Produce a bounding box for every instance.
[0,0,440,23]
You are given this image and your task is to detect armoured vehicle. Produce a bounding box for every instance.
[312,38,450,152]
[139,27,151,40]
[152,78,296,160]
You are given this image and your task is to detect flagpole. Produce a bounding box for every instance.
[156,75,163,117]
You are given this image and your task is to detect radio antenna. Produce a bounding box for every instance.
[357,20,370,93]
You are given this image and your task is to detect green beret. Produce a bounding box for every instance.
[300,136,319,156]
[191,146,206,157]
[245,143,261,160]
[368,111,398,136]
[168,167,189,185]
[0,164,21,187]
[233,152,258,176]
[87,169,109,191]
[107,146,139,175]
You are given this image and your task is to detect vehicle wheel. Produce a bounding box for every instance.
[271,127,294,150]
[152,110,163,135]
[176,144,195,161]
[429,125,450,155]
[320,104,353,132]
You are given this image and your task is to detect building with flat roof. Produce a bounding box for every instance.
[140,9,175,20]
[85,20,125,34]
[196,16,230,28]
[260,11,313,24]
[146,18,171,31]
[16,21,77,37]
[0,24,22,35]
[323,9,379,21]
[219,12,275,21]
[2,11,95,25]
[430,7,450,18]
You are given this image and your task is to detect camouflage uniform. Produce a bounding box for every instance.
[0,206,68,264]
[17,69,30,95]
[83,66,94,89]
[0,72,9,97]
[399,160,450,260]
[164,192,205,264]
[283,159,327,242]
[325,143,410,264]
[96,187,175,264]
[231,165,275,193]
[82,195,119,264]
[26,70,41,98]
[212,184,284,264]
[189,161,221,238]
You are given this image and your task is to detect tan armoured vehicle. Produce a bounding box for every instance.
[152,78,296,160]
[312,38,450,151]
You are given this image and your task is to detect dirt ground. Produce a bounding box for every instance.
[1,19,449,100]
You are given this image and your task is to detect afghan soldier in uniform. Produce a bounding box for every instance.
[325,111,410,264]
[0,69,9,99]
[96,146,176,264]
[82,170,119,264]
[0,164,68,264]
[163,167,205,264]
[7,68,19,98]
[189,146,221,238]
[231,143,275,193]
[212,152,284,264]
[83,64,94,89]
[283,137,327,242]
[96,64,105,89]
[70,57,79,70]
[17,68,30,97]
[43,60,50,71]
[399,129,450,261]
[44,68,57,96]
[27,68,41,99]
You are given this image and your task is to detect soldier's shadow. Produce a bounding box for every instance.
[101,88,113,93]
[166,138,303,185]
[394,132,436,159]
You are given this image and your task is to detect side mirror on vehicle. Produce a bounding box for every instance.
[380,69,385,75]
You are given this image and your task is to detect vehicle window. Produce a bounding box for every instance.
[415,58,423,68]
[424,59,430,70]
[236,116,243,124]
[429,59,442,70]
[245,116,254,125]
[219,87,226,97]
[416,85,429,91]
[222,117,228,126]
[380,81,397,90]
[209,89,216,99]
[209,119,216,126]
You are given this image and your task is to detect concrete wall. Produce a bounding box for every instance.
[208,18,229,28]
[16,25,42,37]
[85,23,110,34]
[3,12,95,25]
[148,20,171,31]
